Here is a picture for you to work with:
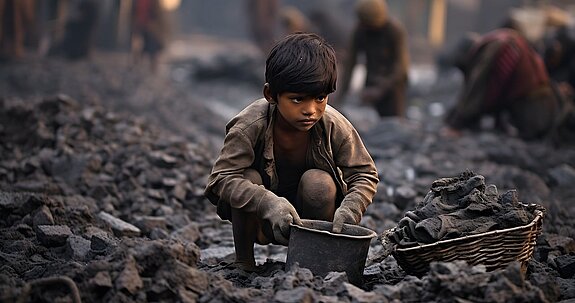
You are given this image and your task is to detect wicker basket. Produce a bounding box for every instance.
[387,203,545,276]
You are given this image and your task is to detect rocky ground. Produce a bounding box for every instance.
[0,40,574,302]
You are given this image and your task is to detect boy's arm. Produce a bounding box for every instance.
[331,129,379,232]
[205,129,276,211]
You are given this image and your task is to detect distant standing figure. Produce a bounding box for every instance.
[336,0,409,117]
[307,9,349,62]
[246,0,280,55]
[0,0,35,60]
[132,0,169,72]
[543,24,575,98]
[59,0,99,60]
[443,28,574,142]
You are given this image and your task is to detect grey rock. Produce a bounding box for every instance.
[98,211,140,237]
[171,223,201,244]
[554,255,575,279]
[32,205,54,227]
[89,271,113,289]
[549,164,575,187]
[115,255,143,294]
[90,233,119,252]
[66,235,91,261]
[273,287,316,303]
[36,224,72,246]
[134,215,167,235]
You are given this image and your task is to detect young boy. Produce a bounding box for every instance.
[204,32,379,271]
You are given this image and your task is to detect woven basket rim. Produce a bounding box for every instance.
[394,204,544,253]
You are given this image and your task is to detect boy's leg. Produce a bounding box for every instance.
[231,207,259,270]
[296,169,337,221]
[230,169,266,271]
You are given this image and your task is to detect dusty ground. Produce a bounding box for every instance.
[0,38,574,302]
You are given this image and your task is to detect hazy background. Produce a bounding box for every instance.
[30,0,575,65]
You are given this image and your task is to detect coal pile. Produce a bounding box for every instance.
[389,171,539,247]
[0,95,218,302]
[0,54,574,302]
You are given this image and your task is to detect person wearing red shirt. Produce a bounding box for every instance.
[443,28,571,141]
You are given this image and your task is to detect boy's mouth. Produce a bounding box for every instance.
[299,119,317,125]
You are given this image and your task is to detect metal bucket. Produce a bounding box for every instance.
[286,219,377,285]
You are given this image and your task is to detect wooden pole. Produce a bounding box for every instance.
[117,0,132,49]
[428,0,446,48]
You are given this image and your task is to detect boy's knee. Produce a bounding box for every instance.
[244,168,263,185]
[299,169,337,208]
[301,169,335,186]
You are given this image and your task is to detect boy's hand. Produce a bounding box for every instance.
[332,205,359,233]
[257,198,302,245]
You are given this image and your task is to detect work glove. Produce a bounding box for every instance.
[257,198,302,245]
[332,201,363,233]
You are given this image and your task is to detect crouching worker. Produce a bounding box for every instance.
[442,28,573,142]
[204,33,379,272]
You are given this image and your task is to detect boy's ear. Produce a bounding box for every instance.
[263,83,276,104]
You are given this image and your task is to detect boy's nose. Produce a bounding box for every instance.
[302,105,315,116]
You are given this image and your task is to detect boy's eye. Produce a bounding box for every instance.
[290,97,304,103]
[286,95,326,104]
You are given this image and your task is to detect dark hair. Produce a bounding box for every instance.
[265,32,337,99]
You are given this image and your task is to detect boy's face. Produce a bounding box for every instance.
[269,91,328,132]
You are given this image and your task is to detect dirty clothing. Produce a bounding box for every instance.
[446,29,561,140]
[339,17,409,117]
[204,98,379,222]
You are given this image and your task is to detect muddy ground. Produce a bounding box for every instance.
[0,41,574,302]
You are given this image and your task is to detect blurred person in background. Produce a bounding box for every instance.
[334,0,409,117]
[543,18,575,100]
[246,0,280,56]
[442,27,575,145]
[57,0,99,60]
[280,6,314,35]
[131,0,170,73]
[279,5,348,63]
[307,8,349,62]
[0,0,35,61]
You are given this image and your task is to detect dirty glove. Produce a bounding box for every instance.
[257,198,302,245]
[332,201,363,233]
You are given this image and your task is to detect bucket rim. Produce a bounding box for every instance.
[290,219,377,240]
